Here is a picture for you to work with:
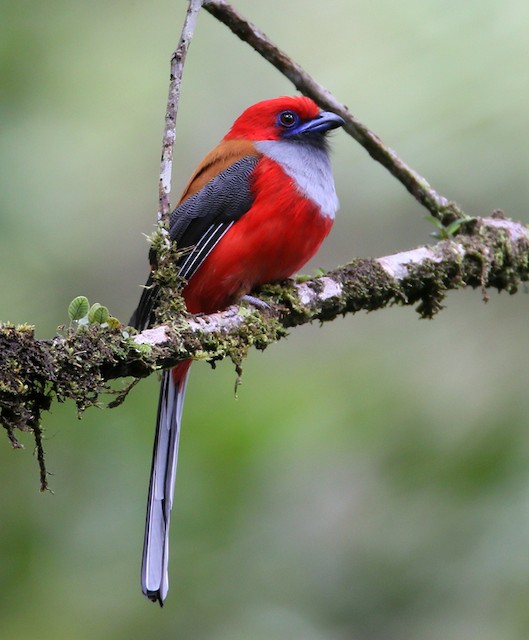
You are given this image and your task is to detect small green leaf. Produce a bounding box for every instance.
[88,303,110,325]
[106,316,121,329]
[425,214,471,240]
[424,215,444,230]
[68,296,90,321]
[445,217,468,237]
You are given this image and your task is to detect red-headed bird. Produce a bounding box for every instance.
[131,96,343,605]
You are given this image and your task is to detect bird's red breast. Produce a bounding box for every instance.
[183,155,333,314]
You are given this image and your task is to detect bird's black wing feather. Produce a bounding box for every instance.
[130,155,258,330]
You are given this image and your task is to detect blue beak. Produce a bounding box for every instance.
[285,110,345,137]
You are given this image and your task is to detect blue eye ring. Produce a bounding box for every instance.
[277,110,299,128]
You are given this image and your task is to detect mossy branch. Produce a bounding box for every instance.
[1,212,528,489]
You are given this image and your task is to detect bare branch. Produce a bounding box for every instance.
[158,0,203,224]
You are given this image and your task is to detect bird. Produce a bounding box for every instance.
[130,95,344,605]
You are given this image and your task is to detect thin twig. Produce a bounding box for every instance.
[202,0,464,225]
[158,0,203,224]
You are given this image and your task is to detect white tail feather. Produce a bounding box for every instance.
[141,369,189,605]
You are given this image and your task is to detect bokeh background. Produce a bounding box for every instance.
[2,1,529,638]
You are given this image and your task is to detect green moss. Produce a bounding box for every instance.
[0,322,169,489]
[147,227,187,323]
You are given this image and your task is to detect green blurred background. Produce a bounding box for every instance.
[2,1,529,638]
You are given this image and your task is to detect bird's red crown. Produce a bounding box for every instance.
[224,96,321,142]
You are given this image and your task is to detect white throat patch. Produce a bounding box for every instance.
[255,140,339,218]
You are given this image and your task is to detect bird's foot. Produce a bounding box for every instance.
[240,294,270,310]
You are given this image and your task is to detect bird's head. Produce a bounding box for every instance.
[224,96,344,146]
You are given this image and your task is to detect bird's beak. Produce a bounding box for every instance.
[311,111,345,133]
[286,110,345,137]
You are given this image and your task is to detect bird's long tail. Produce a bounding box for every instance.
[141,361,191,606]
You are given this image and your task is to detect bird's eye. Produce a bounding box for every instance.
[277,110,298,128]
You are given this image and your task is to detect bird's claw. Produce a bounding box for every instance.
[241,294,271,310]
